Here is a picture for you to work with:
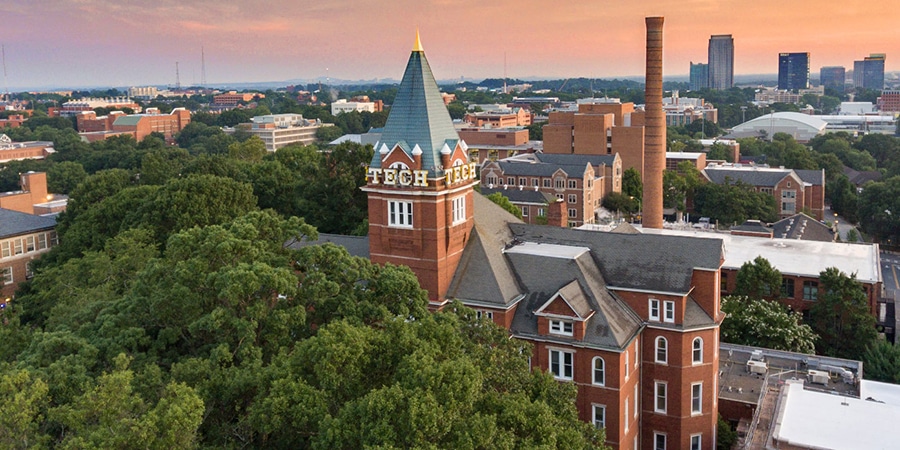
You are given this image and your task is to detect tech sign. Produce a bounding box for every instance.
[367,162,477,187]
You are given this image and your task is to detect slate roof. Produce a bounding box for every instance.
[505,247,643,349]
[703,167,792,187]
[0,208,56,239]
[287,233,370,259]
[371,42,459,176]
[731,220,773,235]
[506,223,723,294]
[771,213,835,242]
[490,152,615,179]
[494,160,588,178]
[535,153,617,167]
[795,169,824,185]
[842,166,882,187]
[480,187,556,204]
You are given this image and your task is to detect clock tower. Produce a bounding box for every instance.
[362,32,477,308]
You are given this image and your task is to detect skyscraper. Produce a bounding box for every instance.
[708,35,734,90]
[853,54,886,90]
[778,52,810,90]
[819,66,846,91]
[690,62,709,90]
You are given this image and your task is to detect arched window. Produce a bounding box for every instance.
[592,357,605,386]
[655,337,668,364]
[692,337,703,364]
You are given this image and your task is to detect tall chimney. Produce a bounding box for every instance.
[643,16,665,229]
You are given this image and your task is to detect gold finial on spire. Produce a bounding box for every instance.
[413,28,423,52]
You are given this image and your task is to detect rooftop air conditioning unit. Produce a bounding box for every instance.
[808,370,829,385]
[747,360,768,374]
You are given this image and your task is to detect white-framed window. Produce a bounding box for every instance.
[592,404,606,429]
[37,234,47,250]
[538,208,546,217]
[693,337,703,364]
[507,176,515,185]
[49,232,58,246]
[451,196,466,225]
[663,300,675,323]
[519,177,527,186]
[25,236,35,252]
[634,383,639,418]
[592,357,605,385]
[520,206,528,217]
[624,397,629,431]
[692,382,702,415]
[654,432,667,450]
[568,180,577,189]
[568,194,577,203]
[475,310,493,320]
[649,298,660,321]
[655,381,667,413]
[13,239,23,255]
[549,348,573,380]
[554,178,565,189]
[25,262,34,279]
[1,266,12,285]
[532,178,539,187]
[691,434,701,450]
[655,337,667,364]
[388,200,413,228]
[568,208,577,218]
[543,179,551,188]
[0,241,9,258]
[625,350,629,378]
[550,319,574,336]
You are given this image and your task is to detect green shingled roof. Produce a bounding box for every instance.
[112,115,142,126]
[372,46,459,176]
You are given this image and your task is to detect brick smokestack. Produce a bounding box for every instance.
[643,16,665,229]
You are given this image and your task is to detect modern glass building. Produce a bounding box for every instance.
[689,62,709,90]
[708,35,734,90]
[853,54,885,90]
[819,66,846,90]
[778,52,810,90]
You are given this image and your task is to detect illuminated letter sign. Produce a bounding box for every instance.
[367,166,429,187]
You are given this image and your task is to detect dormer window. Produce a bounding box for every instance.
[549,319,574,336]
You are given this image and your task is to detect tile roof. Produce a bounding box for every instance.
[771,213,834,242]
[0,208,56,238]
[372,45,459,176]
[480,187,555,204]
[794,169,824,185]
[703,167,792,187]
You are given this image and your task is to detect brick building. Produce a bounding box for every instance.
[361,31,722,450]
[481,152,622,227]
[77,108,191,143]
[0,209,57,300]
[0,134,54,163]
[702,164,825,220]
[212,91,265,106]
[0,172,66,216]
[542,98,647,179]
[877,90,900,112]
[243,114,326,151]
[457,127,540,166]
[463,107,532,127]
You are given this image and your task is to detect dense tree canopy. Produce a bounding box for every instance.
[735,256,782,299]
[809,268,877,359]
[720,296,816,354]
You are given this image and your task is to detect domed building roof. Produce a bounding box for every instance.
[730,112,827,142]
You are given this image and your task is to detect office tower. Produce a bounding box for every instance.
[690,62,709,90]
[853,54,886,90]
[778,52,810,90]
[708,35,734,90]
[819,66,846,90]
[643,17,665,229]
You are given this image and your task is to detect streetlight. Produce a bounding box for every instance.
[740,105,747,123]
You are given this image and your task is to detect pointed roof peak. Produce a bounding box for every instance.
[413,28,423,52]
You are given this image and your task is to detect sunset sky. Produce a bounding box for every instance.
[2,0,898,90]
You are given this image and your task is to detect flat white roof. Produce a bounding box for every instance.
[639,228,881,284]
[666,152,703,159]
[773,380,900,449]
[860,379,900,407]
[504,242,590,260]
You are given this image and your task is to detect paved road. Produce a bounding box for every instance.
[824,205,862,242]
[882,251,900,299]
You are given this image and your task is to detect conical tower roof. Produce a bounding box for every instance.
[371,33,459,176]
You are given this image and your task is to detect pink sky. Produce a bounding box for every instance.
[2,0,898,89]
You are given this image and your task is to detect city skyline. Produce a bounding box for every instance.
[2,0,899,90]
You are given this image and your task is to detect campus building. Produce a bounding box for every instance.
[702,163,825,220]
[49,97,141,117]
[77,108,191,143]
[0,209,57,300]
[242,113,327,151]
[0,134,54,163]
[463,107,532,128]
[361,26,721,450]
[212,91,265,106]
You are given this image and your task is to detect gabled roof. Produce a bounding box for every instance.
[794,169,824,185]
[287,233,370,258]
[480,187,556,204]
[0,208,56,239]
[535,279,593,320]
[371,36,459,176]
[703,167,793,187]
[771,213,834,242]
[534,153,617,167]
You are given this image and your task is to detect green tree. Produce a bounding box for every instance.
[622,167,642,199]
[693,179,778,225]
[485,192,523,219]
[706,143,733,162]
[862,341,900,384]
[316,124,344,143]
[720,295,816,354]
[0,369,51,449]
[447,101,467,120]
[858,176,900,244]
[227,136,267,162]
[735,256,782,299]
[809,267,877,359]
[47,161,88,194]
[601,191,638,215]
